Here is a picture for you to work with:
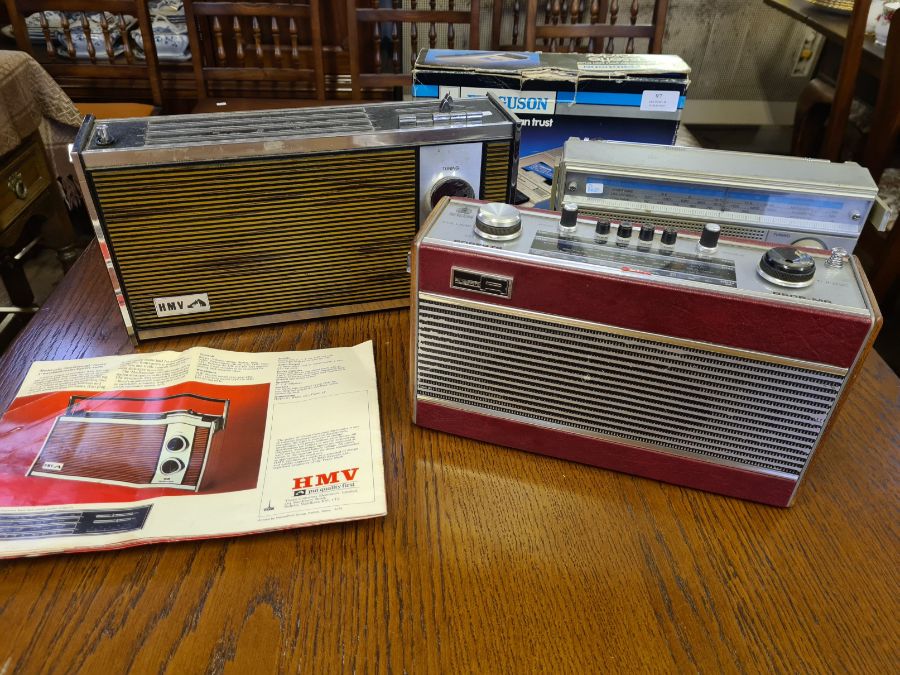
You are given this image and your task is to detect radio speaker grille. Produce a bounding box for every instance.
[482,142,512,202]
[415,296,845,476]
[91,149,417,330]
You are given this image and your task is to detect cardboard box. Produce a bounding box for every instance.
[413,50,691,156]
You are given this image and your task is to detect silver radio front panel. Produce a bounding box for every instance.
[424,199,870,314]
[552,139,879,251]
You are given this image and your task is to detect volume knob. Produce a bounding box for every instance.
[475,203,522,241]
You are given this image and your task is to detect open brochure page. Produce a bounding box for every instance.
[0,342,386,558]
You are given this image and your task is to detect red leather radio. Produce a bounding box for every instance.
[410,198,882,506]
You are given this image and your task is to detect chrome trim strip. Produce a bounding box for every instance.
[416,395,799,481]
[69,121,137,343]
[137,299,409,340]
[786,257,880,505]
[417,292,849,376]
[81,126,515,169]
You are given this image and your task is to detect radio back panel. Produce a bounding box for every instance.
[71,97,520,341]
[411,198,881,507]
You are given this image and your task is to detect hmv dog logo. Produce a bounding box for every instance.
[153,293,211,318]
[292,467,359,497]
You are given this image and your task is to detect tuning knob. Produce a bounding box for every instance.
[475,203,522,241]
[758,247,816,288]
[697,223,721,254]
[559,202,579,235]
[429,176,475,208]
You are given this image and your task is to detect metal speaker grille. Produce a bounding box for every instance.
[144,107,374,146]
[578,207,768,241]
[91,148,417,330]
[0,506,151,540]
[482,142,512,203]
[415,296,845,476]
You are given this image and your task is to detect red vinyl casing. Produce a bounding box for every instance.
[411,202,879,507]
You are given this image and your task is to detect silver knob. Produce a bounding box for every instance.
[95,124,114,146]
[826,247,849,269]
[475,203,522,241]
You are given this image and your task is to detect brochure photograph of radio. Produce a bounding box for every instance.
[28,394,230,491]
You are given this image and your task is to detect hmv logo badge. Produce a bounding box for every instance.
[153,293,211,317]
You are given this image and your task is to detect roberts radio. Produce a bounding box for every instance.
[411,198,881,506]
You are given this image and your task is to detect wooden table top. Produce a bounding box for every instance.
[0,242,898,672]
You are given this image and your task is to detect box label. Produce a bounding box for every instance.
[459,87,557,115]
[640,90,680,112]
[153,293,211,317]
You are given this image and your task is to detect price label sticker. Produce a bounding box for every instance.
[640,90,680,112]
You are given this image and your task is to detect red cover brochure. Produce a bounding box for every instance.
[0,343,386,558]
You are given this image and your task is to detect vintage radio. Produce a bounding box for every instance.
[411,198,881,506]
[28,394,229,491]
[551,139,889,251]
[70,95,521,341]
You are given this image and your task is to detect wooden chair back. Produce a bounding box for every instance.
[346,0,481,99]
[3,0,162,105]
[492,0,668,54]
[183,0,325,102]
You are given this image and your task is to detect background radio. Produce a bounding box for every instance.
[551,139,888,252]
[70,95,521,342]
[29,394,229,491]
[411,198,881,507]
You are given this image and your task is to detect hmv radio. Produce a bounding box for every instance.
[28,394,229,491]
[70,96,520,341]
[411,198,881,507]
[552,139,888,252]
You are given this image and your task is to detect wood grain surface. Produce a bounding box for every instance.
[0,242,897,673]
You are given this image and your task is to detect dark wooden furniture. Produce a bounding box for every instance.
[345,0,482,99]
[0,133,77,349]
[3,0,163,106]
[767,0,900,303]
[184,0,330,112]
[859,15,900,301]
[491,0,668,54]
[0,241,896,671]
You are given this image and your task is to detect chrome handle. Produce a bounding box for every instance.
[7,172,27,200]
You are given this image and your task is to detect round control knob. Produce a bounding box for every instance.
[160,458,185,475]
[559,202,579,235]
[429,176,475,208]
[616,222,633,239]
[791,237,827,250]
[758,247,816,288]
[595,220,611,237]
[661,228,678,245]
[638,224,655,242]
[166,435,189,452]
[698,223,721,253]
[475,203,522,241]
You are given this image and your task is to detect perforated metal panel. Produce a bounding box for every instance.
[145,107,375,145]
[415,295,845,477]
[577,207,769,240]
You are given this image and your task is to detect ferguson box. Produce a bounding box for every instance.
[413,50,690,156]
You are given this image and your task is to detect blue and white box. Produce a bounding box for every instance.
[413,50,691,156]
